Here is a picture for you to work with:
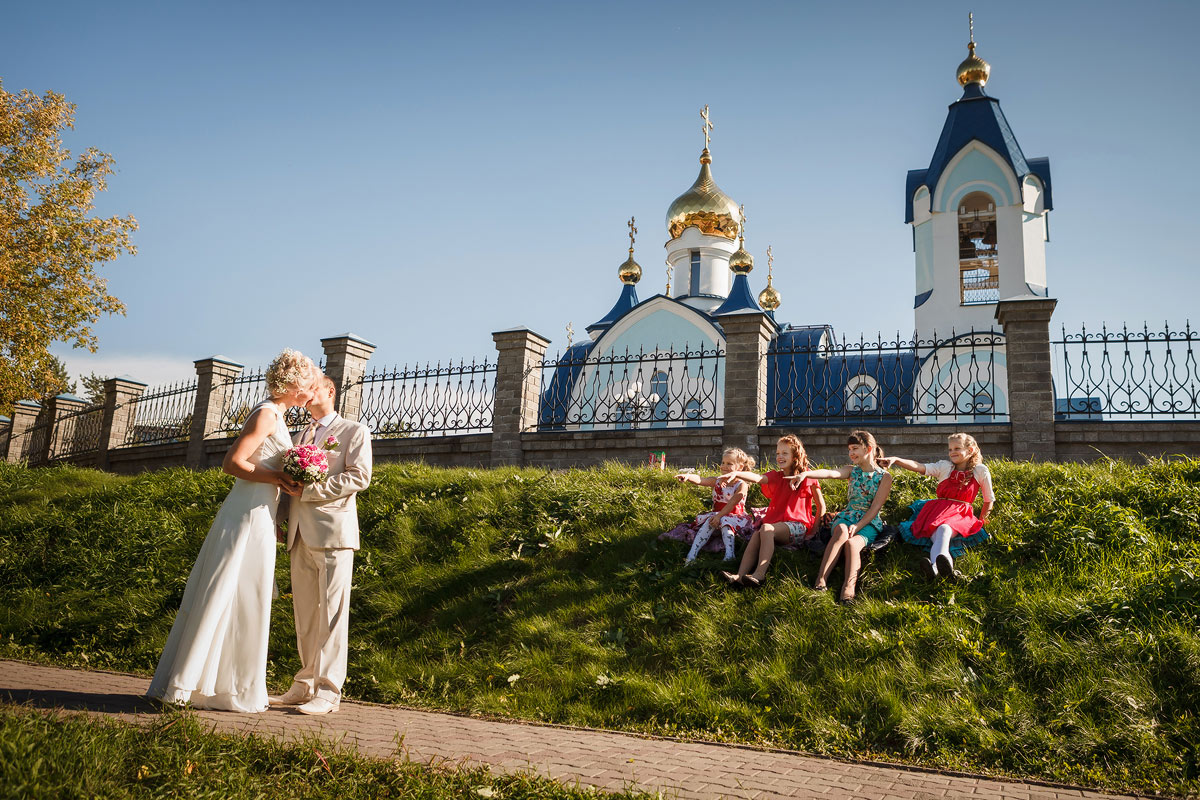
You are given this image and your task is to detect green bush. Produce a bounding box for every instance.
[1,458,1198,796]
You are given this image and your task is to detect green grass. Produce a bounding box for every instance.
[0,704,651,799]
[1,458,1198,796]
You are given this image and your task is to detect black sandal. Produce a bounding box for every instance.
[742,575,764,589]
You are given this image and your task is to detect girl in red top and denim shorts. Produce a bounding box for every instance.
[719,435,825,588]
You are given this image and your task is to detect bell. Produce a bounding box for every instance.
[982,221,997,246]
[959,234,976,260]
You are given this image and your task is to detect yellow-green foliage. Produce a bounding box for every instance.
[1,459,1198,796]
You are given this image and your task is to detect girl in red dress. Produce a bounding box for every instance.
[674,447,756,562]
[883,432,994,581]
[717,435,825,588]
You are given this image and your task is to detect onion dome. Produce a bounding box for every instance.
[666,148,741,241]
[957,14,991,87]
[729,205,754,275]
[758,245,781,311]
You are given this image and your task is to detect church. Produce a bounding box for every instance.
[539,23,1052,431]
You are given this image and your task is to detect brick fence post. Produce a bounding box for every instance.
[97,377,147,471]
[187,357,244,469]
[719,311,776,463]
[0,416,9,459]
[491,327,550,467]
[4,401,41,463]
[47,394,90,463]
[321,333,376,422]
[996,296,1058,461]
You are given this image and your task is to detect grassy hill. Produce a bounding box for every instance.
[1,458,1197,796]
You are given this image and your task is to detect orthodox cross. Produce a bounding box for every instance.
[738,204,747,240]
[627,216,637,252]
[700,104,712,150]
[565,322,575,348]
[767,245,774,277]
[665,258,672,296]
[969,11,975,44]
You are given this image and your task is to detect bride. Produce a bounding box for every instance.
[147,349,315,711]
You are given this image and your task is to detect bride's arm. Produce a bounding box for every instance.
[222,407,298,492]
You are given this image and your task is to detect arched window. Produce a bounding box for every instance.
[958,191,999,305]
[845,375,878,413]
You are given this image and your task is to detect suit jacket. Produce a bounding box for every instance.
[281,414,372,551]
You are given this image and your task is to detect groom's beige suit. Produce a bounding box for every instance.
[280,412,372,706]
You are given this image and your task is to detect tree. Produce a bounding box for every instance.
[30,354,75,401]
[0,81,136,415]
[79,372,107,405]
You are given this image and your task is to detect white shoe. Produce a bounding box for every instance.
[297,696,340,715]
[268,683,312,706]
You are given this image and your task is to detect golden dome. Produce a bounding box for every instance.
[618,252,641,285]
[758,282,781,311]
[957,42,990,87]
[729,243,753,275]
[666,148,741,241]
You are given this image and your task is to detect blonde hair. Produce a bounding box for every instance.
[776,434,809,476]
[848,430,884,460]
[265,349,317,398]
[722,447,755,472]
[948,432,983,470]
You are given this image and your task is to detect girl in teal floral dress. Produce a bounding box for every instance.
[791,430,893,603]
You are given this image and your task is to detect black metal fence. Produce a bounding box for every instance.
[1054,322,1200,420]
[538,344,724,429]
[51,404,104,462]
[358,358,496,437]
[768,329,1008,425]
[217,368,313,436]
[19,414,53,465]
[121,380,197,446]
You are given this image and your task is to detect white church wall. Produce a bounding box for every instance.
[665,226,737,309]
[934,144,1019,212]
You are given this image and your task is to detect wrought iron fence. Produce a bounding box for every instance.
[19,413,54,466]
[358,358,496,437]
[49,403,104,462]
[538,344,724,429]
[768,329,1008,425]
[1054,322,1200,420]
[121,380,197,446]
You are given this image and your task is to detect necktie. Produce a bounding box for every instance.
[302,420,319,446]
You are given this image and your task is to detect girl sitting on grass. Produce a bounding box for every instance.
[718,435,825,588]
[881,432,993,582]
[674,447,756,563]
[792,430,892,603]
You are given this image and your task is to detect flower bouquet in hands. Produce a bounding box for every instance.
[282,436,339,484]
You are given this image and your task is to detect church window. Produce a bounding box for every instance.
[844,375,878,413]
[957,192,999,305]
[689,250,701,295]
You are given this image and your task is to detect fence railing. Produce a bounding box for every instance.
[768,329,1008,425]
[1054,322,1200,420]
[358,358,497,438]
[19,414,53,465]
[51,403,104,462]
[538,344,724,429]
[121,380,197,447]
[217,368,313,436]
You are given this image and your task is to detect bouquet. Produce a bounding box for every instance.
[282,436,339,484]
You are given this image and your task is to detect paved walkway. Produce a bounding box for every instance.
[0,660,1147,800]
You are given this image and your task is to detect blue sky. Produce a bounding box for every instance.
[7,0,1197,388]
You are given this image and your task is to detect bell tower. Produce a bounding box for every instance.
[905,16,1053,341]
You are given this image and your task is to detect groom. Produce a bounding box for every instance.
[270,373,373,715]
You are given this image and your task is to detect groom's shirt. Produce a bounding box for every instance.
[309,411,338,445]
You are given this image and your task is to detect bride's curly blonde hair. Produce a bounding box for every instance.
[265,349,317,398]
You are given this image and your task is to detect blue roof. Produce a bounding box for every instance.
[537,340,595,429]
[905,82,1053,223]
[590,284,639,330]
[712,274,761,316]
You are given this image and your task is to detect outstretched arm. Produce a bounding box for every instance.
[719,470,764,486]
[878,456,926,474]
[676,472,718,487]
[790,465,851,487]
[301,425,373,502]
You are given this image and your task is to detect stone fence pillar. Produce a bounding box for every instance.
[321,333,376,422]
[996,296,1058,461]
[97,377,147,470]
[0,416,9,460]
[719,311,776,463]
[4,401,41,463]
[47,394,90,463]
[491,327,550,466]
[187,356,244,469]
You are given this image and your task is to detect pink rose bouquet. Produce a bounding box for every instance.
[282,444,330,484]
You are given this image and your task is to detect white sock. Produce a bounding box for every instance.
[930,524,954,572]
[686,524,714,562]
[720,526,735,560]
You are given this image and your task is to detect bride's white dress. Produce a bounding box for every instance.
[147,401,290,712]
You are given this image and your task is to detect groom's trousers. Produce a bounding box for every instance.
[290,538,354,703]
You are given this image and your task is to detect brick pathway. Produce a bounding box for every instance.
[0,660,1147,800]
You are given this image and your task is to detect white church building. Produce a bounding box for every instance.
[539,27,1052,430]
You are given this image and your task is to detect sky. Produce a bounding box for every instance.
[6,0,1198,389]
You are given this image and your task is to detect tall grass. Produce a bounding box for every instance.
[0,705,652,799]
[1,459,1198,795]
